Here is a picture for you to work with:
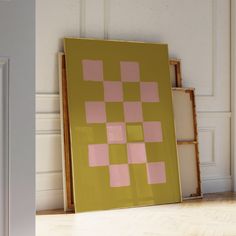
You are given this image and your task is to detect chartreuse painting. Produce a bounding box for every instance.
[64,38,181,213]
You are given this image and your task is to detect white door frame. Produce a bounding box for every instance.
[0,58,9,236]
[0,0,35,235]
[231,0,236,192]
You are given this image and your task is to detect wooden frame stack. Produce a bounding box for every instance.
[170,59,201,199]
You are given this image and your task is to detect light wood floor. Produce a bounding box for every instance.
[36,192,236,236]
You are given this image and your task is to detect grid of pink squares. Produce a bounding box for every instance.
[82,59,166,187]
[88,143,166,186]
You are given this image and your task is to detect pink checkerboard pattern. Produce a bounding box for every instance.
[82,60,166,187]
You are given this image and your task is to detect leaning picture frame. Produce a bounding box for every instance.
[59,53,200,212]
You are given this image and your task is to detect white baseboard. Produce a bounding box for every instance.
[201,176,232,193]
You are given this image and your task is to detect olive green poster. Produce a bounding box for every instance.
[64,38,181,213]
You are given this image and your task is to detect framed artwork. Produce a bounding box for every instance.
[63,38,181,212]
[58,54,186,211]
[59,54,201,211]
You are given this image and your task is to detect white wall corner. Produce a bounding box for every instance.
[231,0,236,192]
[0,58,9,236]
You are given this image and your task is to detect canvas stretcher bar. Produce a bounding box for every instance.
[172,88,202,198]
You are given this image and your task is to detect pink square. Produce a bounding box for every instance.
[124,102,143,122]
[120,61,140,82]
[140,82,159,102]
[85,102,106,124]
[104,81,123,102]
[88,144,109,167]
[107,123,126,144]
[109,164,130,187]
[127,143,147,164]
[146,162,166,184]
[143,122,163,142]
[82,60,103,81]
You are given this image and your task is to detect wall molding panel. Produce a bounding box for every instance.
[36,0,80,94]
[198,128,216,166]
[37,172,63,191]
[36,190,64,211]
[36,113,60,132]
[108,0,230,112]
[201,175,232,194]
[36,113,62,210]
[80,0,107,39]
[198,113,231,193]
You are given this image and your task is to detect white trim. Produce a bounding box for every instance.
[231,0,236,191]
[36,189,64,211]
[199,128,216,166]
[36,113,60,134]
[202,175,232,193]
[104,0,110,39]
[36,94,60,114]
[1,0,35,234]
[80,0,86,37]
[197,0,231,111]
[0,58,9,236]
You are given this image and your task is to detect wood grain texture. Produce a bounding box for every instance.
[36,192,236,236]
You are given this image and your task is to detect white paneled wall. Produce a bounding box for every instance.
[36,0,232,210]
[36,114,64,210]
